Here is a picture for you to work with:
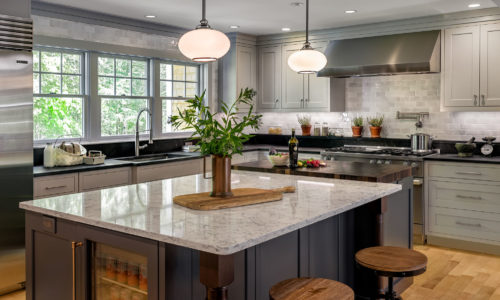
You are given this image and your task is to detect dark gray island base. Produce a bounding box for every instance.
[21,171,406,300]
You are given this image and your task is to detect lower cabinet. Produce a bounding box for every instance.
[132,158,206,183]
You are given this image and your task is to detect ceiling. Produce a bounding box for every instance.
[36,0,499,35]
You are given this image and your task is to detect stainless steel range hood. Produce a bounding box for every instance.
[317,30,441,78]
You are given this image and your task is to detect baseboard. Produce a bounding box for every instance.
[427,235,500,255]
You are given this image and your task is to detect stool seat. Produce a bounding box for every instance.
[269,277,354,300]
[355,246,427,277]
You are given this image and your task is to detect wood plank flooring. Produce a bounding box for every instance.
[1,245,499,300]
[402,245,500,300]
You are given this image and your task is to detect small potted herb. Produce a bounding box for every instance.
[367,115,384,138]
[351,116,364,138]
[297,114,312,136]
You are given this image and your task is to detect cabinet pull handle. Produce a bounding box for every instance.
[413,179,423,186]
[455,171,482,175]
[456,195,482,200]
[481,94,486,106]
[474,95,478,106]
[456,221,481,228]
[275,99,279,103]
[72,241,83,300]
[45,185,67,190]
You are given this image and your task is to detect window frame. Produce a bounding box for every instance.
[33,46,87,144]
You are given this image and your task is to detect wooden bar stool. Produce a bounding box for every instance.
[269,277,354,300]
[355,246,427,300]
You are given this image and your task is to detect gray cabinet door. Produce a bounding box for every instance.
[258,45,282,109]
[480,23,500,107]
[282,44,306,109]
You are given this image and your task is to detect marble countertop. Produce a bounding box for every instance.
[20,170,401,255]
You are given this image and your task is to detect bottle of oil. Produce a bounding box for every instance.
[288,128,299,168]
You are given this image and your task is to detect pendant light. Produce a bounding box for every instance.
[178,0,230,62]
[287,0,327,73]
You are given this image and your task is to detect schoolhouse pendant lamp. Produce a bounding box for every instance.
[287,0,327,73]
[178,0,230,62]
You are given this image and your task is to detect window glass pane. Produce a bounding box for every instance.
[132,61,147,78]
[160,64,172,80]
[41,51,61,72]
[98,57,114,76]
[173,65,185,81]
[132,79,147,96]
[116,59,131,77]
[41,74,61,94]
[33,97,83,140]
[98,77,114,95]
[33,73,39,94]
[186,82,197,98]
[33,51,39,72]
[116,78,131,96]
[186,66,197,81]
[173,82,185,97]
[160,81,172,97]
[62,75,81,94]
[62,53,81,74]
[101,98,148,136]
[162,100,191,132]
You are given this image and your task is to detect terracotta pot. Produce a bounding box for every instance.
[369,126,382,138]
[211,155,233,197]
[351,126,363,138]
[301,125,312,136]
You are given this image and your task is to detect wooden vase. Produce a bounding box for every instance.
[211,155,233,197]
[301,125,312,136]
[351,126,363,138]
[369,126,382,138]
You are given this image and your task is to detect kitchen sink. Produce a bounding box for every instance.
[117,153,193,163]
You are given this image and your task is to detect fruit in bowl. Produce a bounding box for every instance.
[268,152,289,167]
[298,159,326,168]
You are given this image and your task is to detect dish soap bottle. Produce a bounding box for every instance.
[43,143,55,167]
[289,128,299,168]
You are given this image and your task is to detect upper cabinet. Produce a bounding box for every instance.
[259,41,330,112]
[443,23,500,110]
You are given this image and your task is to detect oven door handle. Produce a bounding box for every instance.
[413,179,423,186]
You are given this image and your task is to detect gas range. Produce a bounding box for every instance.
[321,145,435,163]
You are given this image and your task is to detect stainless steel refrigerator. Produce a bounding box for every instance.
[0,14,33,295]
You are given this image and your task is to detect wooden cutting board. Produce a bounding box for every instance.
[173,186,295,210]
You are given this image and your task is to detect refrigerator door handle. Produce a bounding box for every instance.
[71,241,83,300]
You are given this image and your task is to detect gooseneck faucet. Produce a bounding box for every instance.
[135,108,153,157]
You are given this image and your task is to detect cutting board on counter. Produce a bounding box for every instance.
[173,186,295,210]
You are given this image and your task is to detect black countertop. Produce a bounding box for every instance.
[424,153,500,164]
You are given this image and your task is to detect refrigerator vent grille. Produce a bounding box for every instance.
[0,14,33,51]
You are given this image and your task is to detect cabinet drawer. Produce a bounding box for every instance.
[429,207,500,242]
[34,174,78,198]
[79,167,131,192]
[134,159,203,183]
[429,180,500,214]
[427,162,500,182]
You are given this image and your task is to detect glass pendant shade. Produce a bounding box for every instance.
[178,28,230,62]
[288,48,327,74]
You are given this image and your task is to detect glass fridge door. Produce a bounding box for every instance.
[92,242,148,300]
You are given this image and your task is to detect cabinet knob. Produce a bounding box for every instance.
[275,99,279,103]
[474,95,478,106]
[481,94,486,106]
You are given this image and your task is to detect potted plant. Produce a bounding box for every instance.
[351,116,363,138]
[297,114,312,136]
[171,88,262,197]
[367,115,384,138]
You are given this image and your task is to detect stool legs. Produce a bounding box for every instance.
[373,277,401,300]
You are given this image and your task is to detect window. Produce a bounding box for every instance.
[160,63,199,133]
[97,56,149,136]
[33,49,84,140]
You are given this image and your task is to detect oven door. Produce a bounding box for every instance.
[413,177,425,244]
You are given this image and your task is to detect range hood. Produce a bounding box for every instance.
[317,30,441,78]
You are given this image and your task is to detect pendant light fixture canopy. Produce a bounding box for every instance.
[287,0,327,73]
[178,0,230,62]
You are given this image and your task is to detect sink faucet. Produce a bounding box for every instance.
[135,108,153,157]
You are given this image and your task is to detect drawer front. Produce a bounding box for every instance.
[135,159,203,183]
[34,174,78,198]
[429,207,500,242]
[79,167,131,192]
[429,180,500,214]
[427,162,500,182]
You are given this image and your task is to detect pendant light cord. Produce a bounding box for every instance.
[199,0,210,28]
[305,0,309,44]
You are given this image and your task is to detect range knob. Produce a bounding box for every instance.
[411,162,418,168]
[403,161,410,166]
[369,159,376,164]
[377,160,383,164]
[385,160,391,164]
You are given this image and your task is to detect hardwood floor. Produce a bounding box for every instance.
[402,245,500,300]
[2,245,499,300]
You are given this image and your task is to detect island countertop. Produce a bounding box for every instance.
[233,160,412,183]
[20,170,401,255]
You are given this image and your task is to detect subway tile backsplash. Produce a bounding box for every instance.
[257,74,500,141]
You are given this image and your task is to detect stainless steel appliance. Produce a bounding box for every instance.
[0,14,33,295]
[321,145,435,245]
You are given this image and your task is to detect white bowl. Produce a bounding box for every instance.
[267,154,289,166]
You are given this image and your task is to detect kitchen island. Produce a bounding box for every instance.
[21,170,402,300]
